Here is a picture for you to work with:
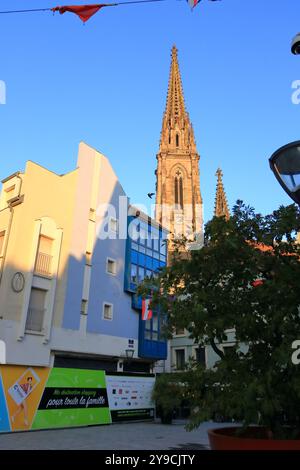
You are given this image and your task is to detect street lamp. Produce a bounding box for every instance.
[125,349,134,362]
[291,33,300,55]
[269,141,300,205]
[269,38,300,203]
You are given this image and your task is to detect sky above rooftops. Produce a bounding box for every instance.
[0,0,300,224]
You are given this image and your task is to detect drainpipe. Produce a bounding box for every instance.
[0,174,23,283]
[0,205,14,283]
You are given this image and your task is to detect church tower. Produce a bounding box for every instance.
[214,168,230,220]
[155,46,203,248]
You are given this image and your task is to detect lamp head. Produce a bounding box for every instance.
[291,33,300,55]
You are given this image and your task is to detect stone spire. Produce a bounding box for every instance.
[159,45,196,153]
[155,46,203,249]
[214,168,230,220]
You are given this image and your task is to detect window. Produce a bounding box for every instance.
[131,264,137,284]
[175,349,185,370]
[144,313,160,342]
[25,288,47,333]
[106,258,116,275]
[223,345,235,358]
[35,235,53,277]
[146,234,152,249]
[175,328,185,336]
[0,231,5,256]
[153,237,159,252]
[160,239,166,256]
[103,303,113,320]
[138,266,145,283]
[174,171,183,209]
[146,269,152,279]
[109,217,118,233]
[176,134,179,147]
[139,224,148,246]
[152,313,158,332]
[195,347,206,366]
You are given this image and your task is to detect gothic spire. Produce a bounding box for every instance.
[214,168,230,220]
[159,45,196,152]
[165,45,186,121]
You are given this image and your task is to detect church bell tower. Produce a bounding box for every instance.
[155,46,203,249]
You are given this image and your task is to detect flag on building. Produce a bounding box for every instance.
[142,298,152,321]
[51,4,113,22]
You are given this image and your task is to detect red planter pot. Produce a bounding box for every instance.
[208,427,300,450]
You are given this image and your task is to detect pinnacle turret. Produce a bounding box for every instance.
[214,168,230,220]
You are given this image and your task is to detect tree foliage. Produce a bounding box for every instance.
[139,201,300,438]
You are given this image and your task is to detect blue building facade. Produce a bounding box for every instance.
[58,144,168,373]
[124,210,168,361]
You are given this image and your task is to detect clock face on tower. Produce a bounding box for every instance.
[11,272,25,293]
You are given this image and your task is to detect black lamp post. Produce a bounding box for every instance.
[269,141,300,205]
[268,37,300,203]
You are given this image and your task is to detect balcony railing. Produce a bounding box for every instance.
[34,252,52,277]
[25,307,46,333]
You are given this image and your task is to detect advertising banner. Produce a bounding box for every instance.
[0,366,111,432]
[0,365,50,432]
[0,367,155,431]
[32,368,111,429]
[106,374,155,422]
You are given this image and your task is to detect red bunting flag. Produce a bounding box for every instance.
[51,4,113,22]
[187,0,221,10]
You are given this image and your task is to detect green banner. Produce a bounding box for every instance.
[32,368,111,429]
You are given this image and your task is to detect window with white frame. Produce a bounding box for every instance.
[106,258,117,275]
[175,348,185,370]
[35,235,53,277]
[103,302,113,320]
[195,347,206,366]
[25,288,47,333]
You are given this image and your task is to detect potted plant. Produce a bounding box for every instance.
[143,201,300,449]
[152,373,185,424]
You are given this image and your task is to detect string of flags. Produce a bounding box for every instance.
[0,1,221,23]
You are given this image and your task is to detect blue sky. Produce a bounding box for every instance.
[0,0,300,223]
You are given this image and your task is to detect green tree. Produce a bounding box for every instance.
[139,201,300,438]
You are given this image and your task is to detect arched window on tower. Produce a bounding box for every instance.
[169,133,171,144]
[174,170,184,209]
[176,134,179,147]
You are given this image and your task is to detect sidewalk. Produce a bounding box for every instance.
[0,420,233,450]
